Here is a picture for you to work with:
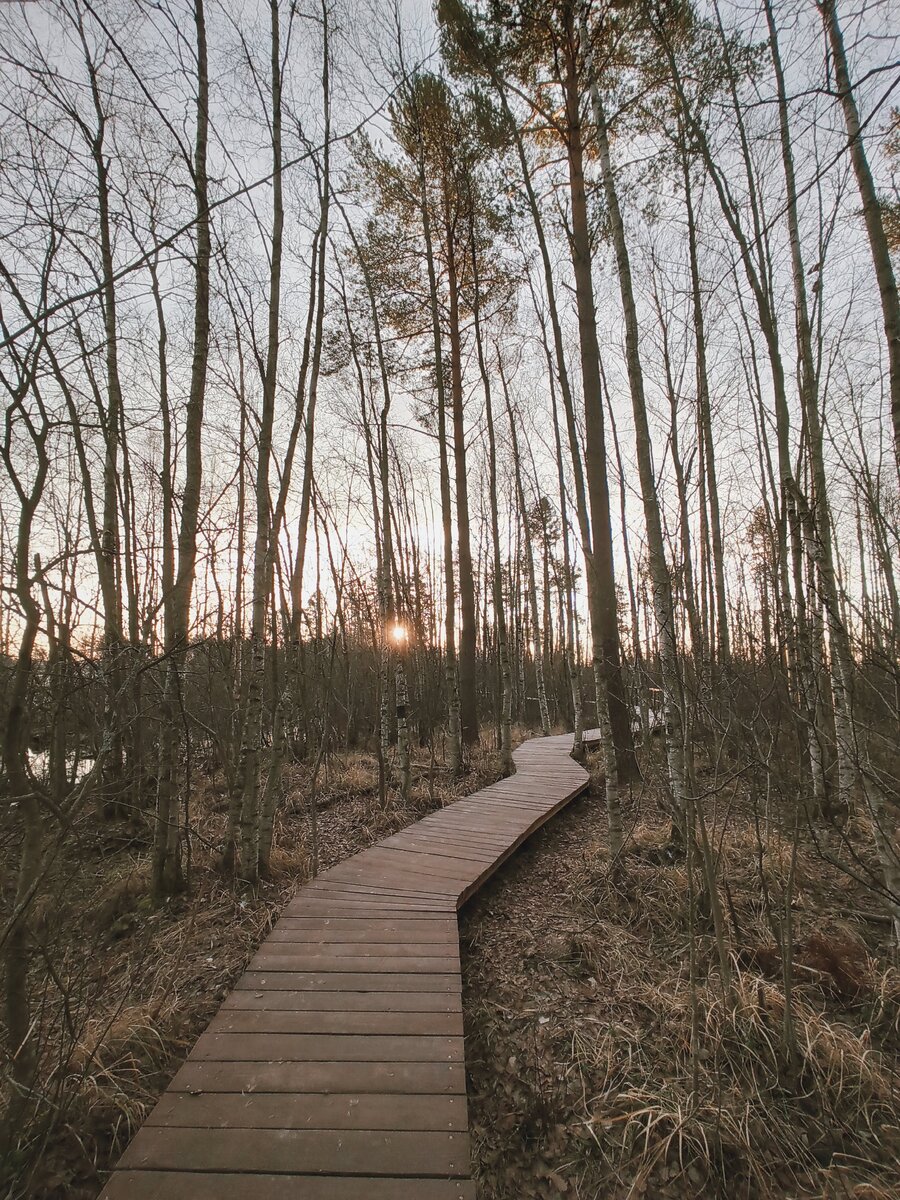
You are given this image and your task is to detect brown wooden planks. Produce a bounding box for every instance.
[238,971,461,992]
[281,904,455,920]
[166,1060,468,1094]
[248,954,459,973]
[118,1128,469,1176]
[269,922,458,941]
[101,1173,476,1199]
[382,837,497,863]
[145,1091,466,1130]
[97,732,589,1198]
[209,1009,463,1035]
[257,940,460,956]
[220,990,461,1013]
[188,1033,463,1063]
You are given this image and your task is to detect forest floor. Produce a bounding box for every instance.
[10,735,899,1200]
[9,738,506,1200]
[461,748,900,1200]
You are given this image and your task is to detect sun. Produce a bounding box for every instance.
[390,623,407,644]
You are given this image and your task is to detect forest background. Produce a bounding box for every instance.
[1,0,898,1195]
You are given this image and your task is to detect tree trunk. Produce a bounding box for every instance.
[584,27,686,830]
[561,23,636,803]
[681,139,730,666]
[411,89,461,774]
[0,360,49,1137]
[446,232,479,747]
[767,0,860,817]
[239,0,285,883]
[547,344,584,759]
[485,45,635,778]
[471,235,513,773]
[153,0,210,898]
[819,0,900,476]
[501,368,551,736]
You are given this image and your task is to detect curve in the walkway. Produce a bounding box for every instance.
[98,731,591,1199]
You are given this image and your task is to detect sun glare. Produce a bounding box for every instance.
[390,623,407,644]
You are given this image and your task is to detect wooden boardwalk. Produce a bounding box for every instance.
[99,732,590,1199]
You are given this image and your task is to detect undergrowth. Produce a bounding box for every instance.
[461,751,900,1200]
[1,736,506,1200]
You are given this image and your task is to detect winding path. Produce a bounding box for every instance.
[99,732,590,1199]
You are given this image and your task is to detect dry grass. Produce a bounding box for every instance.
[461,756,900,1200]
[9,730,897,1200]
[1,735,507,1200]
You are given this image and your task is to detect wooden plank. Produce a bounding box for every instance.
[275,914,459,927]
[422,822,530,842]
[269,923,458,942]
[220,990,462,1014]
[145,1091,466,1130]
[319,867,464,895]
[118,1128,469,1177]
[208,1010,463,1036]
[237,972,461,992]
[290,888,454,907]
[446,793,544,809]
[382,837,497,863]
[308,873,457,892]
[367,848,494,878]
[463,784,551,800]
[281,903,455,920]
[421,813,532,830]
[167,1060,468,1095]
[355,849,489,878]
[389,822,503,840]
[312,888,460,902]
[418,829,528,850]
[488,774,576,787]
[407,830,518,847]
[188,1033,463,1063]
[298,880,455,900]
[282,897,453,914]
[308,878,462,899]
[258,940,460,957]
[300,887,454,901]
[407,822,509,841]
[322,852,468,877]
[393,836,503,856]
[465,776,563,789]
[302,889,456,907]
[100,1172,476,1200]
[284,890,453,907]
[449,798,545,816]
[341,849,478,883]
[246,956,460,976]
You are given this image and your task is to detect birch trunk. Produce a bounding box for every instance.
[410,89,461,774]
[471,237,513,773]
[152,0,210,897]
[239,0,285,883]
[501,368,551,736]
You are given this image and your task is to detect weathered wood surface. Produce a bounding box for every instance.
[98,732,591,1198]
